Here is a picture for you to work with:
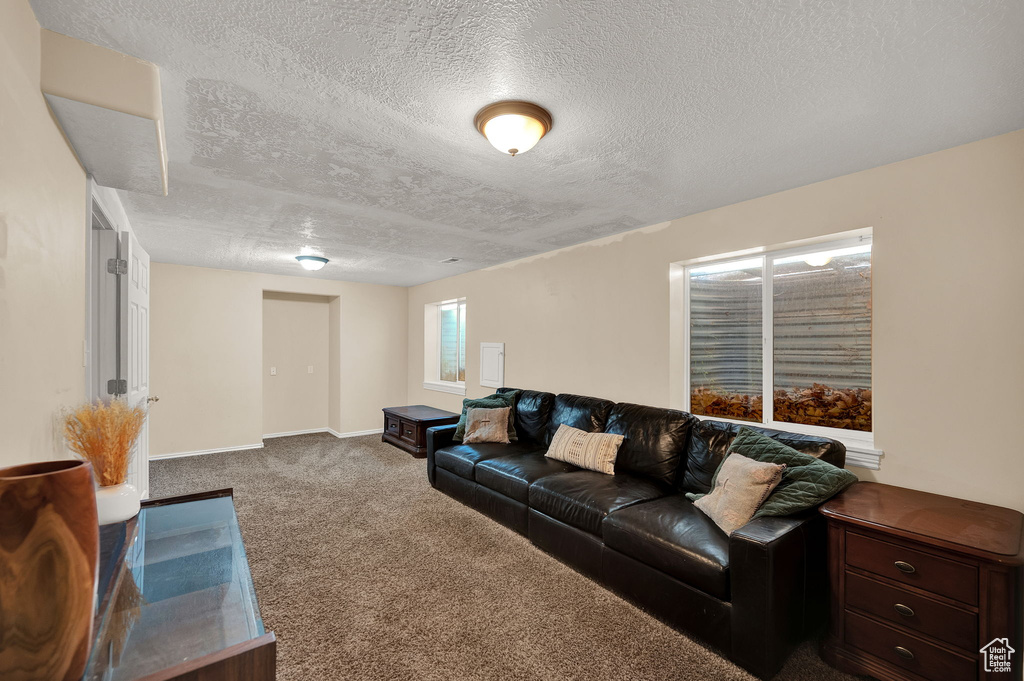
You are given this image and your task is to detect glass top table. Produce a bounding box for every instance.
[85,490,275,681]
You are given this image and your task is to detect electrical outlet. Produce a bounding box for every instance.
[270,366,277,376]
[307,365,314,374]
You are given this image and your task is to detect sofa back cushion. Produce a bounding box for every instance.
[678,420,846,494]
[548,393,615,442]
[604,403,697,487]
[497,388,555,445]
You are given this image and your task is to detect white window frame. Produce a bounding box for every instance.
[423,297,466,395]
[678,231,882,469]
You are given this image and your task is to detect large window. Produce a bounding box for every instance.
[685,235,872,439]
[424,298,466,394]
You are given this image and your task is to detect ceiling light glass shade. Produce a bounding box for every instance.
[474,101,552,156]
[296,255,328,271]
[482,114,546,156]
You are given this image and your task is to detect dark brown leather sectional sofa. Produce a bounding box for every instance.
[426,388,846,679]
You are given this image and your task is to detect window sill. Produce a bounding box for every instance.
[423,381,466,396]
[842,444,883,470]
[694,414,883,470]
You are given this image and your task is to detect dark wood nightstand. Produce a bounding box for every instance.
[820,482,1023,681]
[382,405,460,458]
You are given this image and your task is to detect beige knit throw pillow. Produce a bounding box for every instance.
[694,453,786,535]
[463,407,512,444]
[545,424,624,475]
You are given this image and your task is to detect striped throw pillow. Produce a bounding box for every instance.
[545,424,624,475]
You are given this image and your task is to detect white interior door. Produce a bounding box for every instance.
[122,230,151,499]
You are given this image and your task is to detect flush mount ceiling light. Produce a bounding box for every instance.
[296,255,328,271]
[474,101,553,156]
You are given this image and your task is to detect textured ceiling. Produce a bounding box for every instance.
[30,0,1024,286]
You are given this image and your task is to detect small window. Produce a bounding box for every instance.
[424,298,466,395]
[685,235,872,439]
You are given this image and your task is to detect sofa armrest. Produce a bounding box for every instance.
[426,424,458,487]
[728,511,828,679]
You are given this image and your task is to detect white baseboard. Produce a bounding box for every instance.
[150,442,264,461]
[263,427,333,439]
[330,428,383,439]
[264,427,383,440]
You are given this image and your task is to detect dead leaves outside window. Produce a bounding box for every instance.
[691,384,871,432]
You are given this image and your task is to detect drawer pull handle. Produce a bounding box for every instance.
[894,646,915,660]
[894,561,916,574]
[893,603,915,617]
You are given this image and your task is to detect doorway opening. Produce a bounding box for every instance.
[86,184,151,498]
[262,292,339,438]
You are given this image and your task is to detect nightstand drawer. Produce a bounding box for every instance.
[385,416,401,436]
[845,610,976,681]
[845,571,977,651]
[399,419,419,444]
[846,532,978,605]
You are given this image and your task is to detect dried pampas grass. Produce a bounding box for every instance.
[63,399,146,486]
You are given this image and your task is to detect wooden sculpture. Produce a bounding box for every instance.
[0,459,99,681]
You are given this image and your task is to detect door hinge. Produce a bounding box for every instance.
[107,258,128,275]
[107,379,127,395]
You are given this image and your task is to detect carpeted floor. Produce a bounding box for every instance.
[151,433,863,681]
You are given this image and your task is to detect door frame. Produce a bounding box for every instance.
[84,178,151,498]
[86,178,120,401]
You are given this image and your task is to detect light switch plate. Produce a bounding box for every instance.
[270,366,277,376]
[307,365,313,374]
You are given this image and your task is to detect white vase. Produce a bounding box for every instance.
[96,482,140,525]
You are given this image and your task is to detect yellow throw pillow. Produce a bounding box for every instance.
[545,424,624,475]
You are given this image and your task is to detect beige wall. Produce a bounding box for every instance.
[408,130,1024,513]
[328,296,342,434]
[262,292,331,435]
[150,263,407,456]
[0,1,87,467]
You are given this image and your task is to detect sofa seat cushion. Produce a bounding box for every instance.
[602,495,731,600]
[435,442,545,480]
[475,452,579,503]
[528,471,668,537]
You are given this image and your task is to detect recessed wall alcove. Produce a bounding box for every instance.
[261,291,340,437]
